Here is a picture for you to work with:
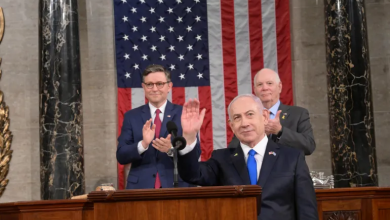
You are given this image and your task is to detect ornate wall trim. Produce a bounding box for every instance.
[0,6,13,198]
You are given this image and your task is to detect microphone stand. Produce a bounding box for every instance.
[172,137,185,188]
[173,146,179,188]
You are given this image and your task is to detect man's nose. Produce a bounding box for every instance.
[240,117,250,127]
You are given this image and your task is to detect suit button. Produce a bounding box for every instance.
[153,174,156,178]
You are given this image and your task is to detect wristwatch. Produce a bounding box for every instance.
[276,127,283,139]
[167,147,174,157]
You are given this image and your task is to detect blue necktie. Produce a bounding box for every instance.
[247,149,257,185]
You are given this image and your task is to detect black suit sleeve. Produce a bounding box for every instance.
[178,147,220,186]
[294,151,319,220]
[278,108,316,155]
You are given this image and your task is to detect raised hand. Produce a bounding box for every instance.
[265,110,282,135]
[141,119,156,149]
[181,98,206,144]
[152,134,172,153]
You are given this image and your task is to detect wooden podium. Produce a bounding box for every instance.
[0,185,261,220]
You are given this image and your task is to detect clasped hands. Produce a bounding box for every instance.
[141,99,206,152]
[141,119,172,153]
[265,110,283,135]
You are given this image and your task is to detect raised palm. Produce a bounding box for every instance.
[181,99,206,140]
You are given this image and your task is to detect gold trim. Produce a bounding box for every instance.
[0,8,12,198]
[0,7,4,43]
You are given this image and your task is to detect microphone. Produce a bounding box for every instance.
[166,121,178,138]
[166,121,187,188]
[166,121,187,150]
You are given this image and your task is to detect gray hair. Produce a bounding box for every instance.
[253,68,281,87]
[142,64,171,82]
[227,94,264,120]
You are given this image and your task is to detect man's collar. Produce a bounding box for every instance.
[240,135,268,157]
[149,100,168,114]
[266,100,280,116]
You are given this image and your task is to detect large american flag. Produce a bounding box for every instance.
[113,0,293,189]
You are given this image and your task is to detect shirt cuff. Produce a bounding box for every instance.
[178,139,197,156]
[137,141,148,155]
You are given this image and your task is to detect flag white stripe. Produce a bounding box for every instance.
[261,0,278,72]
[207,0,227,150]
[185,87,199,101]
[234,0,253,95]
[167,89,172,102]
[131,88,145,109]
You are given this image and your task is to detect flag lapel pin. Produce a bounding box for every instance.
[268,151,276,156]
[167,115,171,118]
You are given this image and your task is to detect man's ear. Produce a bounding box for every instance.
[278,82,282,94]
[228,119,235,134]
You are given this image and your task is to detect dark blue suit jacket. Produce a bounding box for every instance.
[178,140,318,220]
[117,101,201,189]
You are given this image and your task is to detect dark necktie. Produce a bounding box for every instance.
[154,109,162,188]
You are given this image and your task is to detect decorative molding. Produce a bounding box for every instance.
[323,211,359,220]
[88,185,262,202]
[0,7,4,43]
[0,7,12,198]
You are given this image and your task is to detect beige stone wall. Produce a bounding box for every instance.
[289,0,331,176]
[78,0,118,194]
[0,0,389,203]
[366,0,390,186]
[0,1,40,202]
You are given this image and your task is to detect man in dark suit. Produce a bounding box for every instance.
[228,68,316,155]
[116,64,201,189]
[177,95,318,220]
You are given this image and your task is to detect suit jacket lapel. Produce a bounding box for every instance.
[258,141,280,187]
[160,101,175,138]
[141,104,152,124]
[231,144,251,185]
[278,103,290,127]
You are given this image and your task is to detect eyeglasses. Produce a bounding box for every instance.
[143,81,170,89]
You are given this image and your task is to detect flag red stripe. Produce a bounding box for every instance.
[220,0,238,146]
[248,0,264,93]
[275,0,293,105]
[198,86,213,161]
[171,87,185,105]
[117,88,133,190]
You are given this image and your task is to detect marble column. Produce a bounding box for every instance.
[39,0,85,199]
[324,0,377,187]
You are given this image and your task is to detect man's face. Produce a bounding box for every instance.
[142,71,172,107]
[229,97,268,147]
[254,70,282,105]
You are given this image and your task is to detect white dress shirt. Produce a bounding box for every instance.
[137,101,168,154]
[240,135,268,181]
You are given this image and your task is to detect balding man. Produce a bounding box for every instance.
[228,68,316,155]
[177,95,318,220]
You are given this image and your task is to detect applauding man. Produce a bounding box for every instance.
[229,68,316,155]
[116,64,201,189]
[177,96,318,220]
